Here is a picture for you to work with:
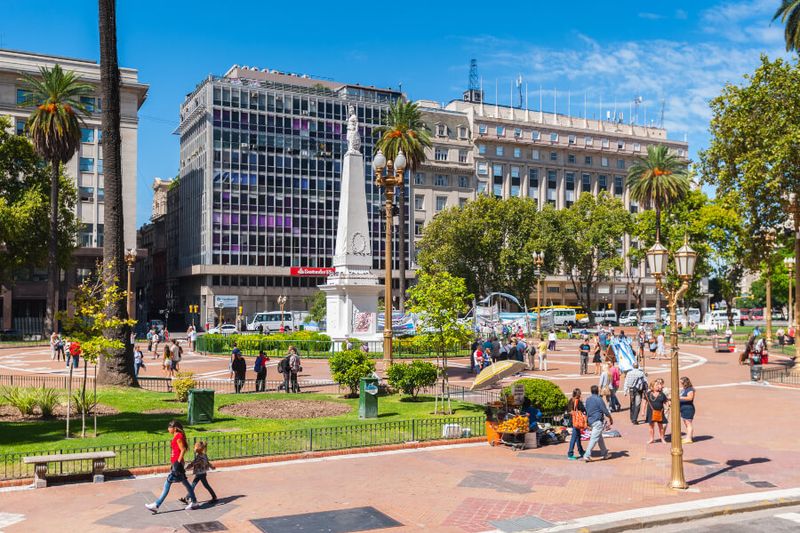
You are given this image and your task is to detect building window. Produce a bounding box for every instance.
[435,147,448,161]
[97,188,105,202]
[532,149,540,160]
[478,144,487,155]
[434,174,449,187]
[617,140,625,150]
[584,156,592,166]
[567,154,576,164]
[633,143,641,152]
[510,166,520,179]
[436,123,447,136]
[477,162,488,175]
[78,186,94,202]
[514,128,522,138]
[630,204,639,213]
[513,147,521,158]
[602,138,610,148]
[532,130,541,141]
[79,157,94,172]
[566,172,575,191]
[585,136,593,146]
[16,89,32,105]
[568,135,576,144]
[492,164,503,177]
[414,172,425,185]
[435,196,447,211]
[598,175,608,191]
[529,168,539,188]
[15,120,25,135]
[458,175,469,188]
[80,96,98,112]
[414,221,425,236]
[601,157,609,167]
[550,151,558,162]
[550,132,559,142]
[459,197,468,207]
[614,175,624,196]
[616,159,625,170]
[547,170,557,189]
[582,173,592,192]
[458,126,468,139]
[458,150,468,163]
[547,286,560,293]
[79,224,93,247]
[478,181,487,194]
[496,146,504,156]
[414,195,425,210]
[81,128,94,143]
[496,125,505,136]
[97,159,103,174]
[478,124,487,134]
[677,148,686,157]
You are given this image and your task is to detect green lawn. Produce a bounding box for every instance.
[0,387,485,455]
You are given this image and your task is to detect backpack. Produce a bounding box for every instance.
[254,356,264,373]
[634,374,647,393]
[278,357,289,373]
[570,399,588,430]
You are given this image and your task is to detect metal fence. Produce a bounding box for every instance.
[0,416,485,481]
[760,366,800,385]
[0,374,89,390]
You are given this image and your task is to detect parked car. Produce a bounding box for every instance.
[246,311,294,333]
[639,307,667,325]
[208,324,239,335]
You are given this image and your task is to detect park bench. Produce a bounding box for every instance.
[23,450,116,488]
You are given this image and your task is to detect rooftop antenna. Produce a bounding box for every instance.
[516,75,523,109]
[469,59,479,91]
[633,96,643,125]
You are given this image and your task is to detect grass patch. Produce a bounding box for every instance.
[0,386,484,454]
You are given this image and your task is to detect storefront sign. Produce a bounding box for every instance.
[290,267,335,277]
[213,295,239,309]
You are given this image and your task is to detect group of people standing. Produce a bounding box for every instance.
[49,332,81,368]
[469,328,559,374]
[229,343,302,394]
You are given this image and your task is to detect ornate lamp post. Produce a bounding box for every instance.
[278,294,287,332]
[785,257,795,333]
[647,236,696,490]
[124,248,137,320]
[373,149,406,366]
[533,251,545,336]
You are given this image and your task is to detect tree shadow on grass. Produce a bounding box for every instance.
[688,457,771,486]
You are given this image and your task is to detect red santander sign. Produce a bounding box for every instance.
[290,267,335,277]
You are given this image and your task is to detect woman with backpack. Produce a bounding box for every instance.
[288,346,301,393]
[254,350,269,392]
[567,388,587,460]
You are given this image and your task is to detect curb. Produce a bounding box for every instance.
[543,490,800,532]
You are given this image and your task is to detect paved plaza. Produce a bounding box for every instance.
[1,339,799,531]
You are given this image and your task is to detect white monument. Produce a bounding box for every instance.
[320,106,382,345]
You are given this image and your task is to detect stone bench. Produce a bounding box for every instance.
[23,451,116,488]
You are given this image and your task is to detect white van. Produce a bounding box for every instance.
[593,310,618,325]
[247,311,294,333]
[619,309,638,326]
[639,307,667,324]
[538,308,576,330]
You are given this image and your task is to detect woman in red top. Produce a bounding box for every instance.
[145,420,198,513]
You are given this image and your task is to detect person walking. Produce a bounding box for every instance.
[170,339,182,373]
[152,330,161,359]
[645,379,668,444]
[180,441,217,504]
[598,363,611,408]
[537,336,548,372]
[288,346,301,393]
[278,354,291,392]
[656,331,666,359]
[68,340,81,369]
[583,385,612,462]
[162,342,173,378]
[623,362,647,424]
[186,325,195,351]
[548,329,557,351]
[579,336,590,375]
[229,342,241,381]
[231,350,246,393]
[254,350,269,392]
[50,331,59,360]
[525,340,537,371]
[608,361,622,412]
[145,420,198,513]
[567,388,587,460]
[134,345,146,377]
[679,376,696,444]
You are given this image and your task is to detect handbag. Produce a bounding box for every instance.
[645,393,663,423]
[570,399,588,430]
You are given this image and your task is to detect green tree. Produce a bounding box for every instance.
[304,291,327,325]
[557,192,633,320]
[774,0,800,52]
[19,65,93,335]
[0,117,79,286]
[407,271,473,414]
[626,144,690,243]
[98,0,134,385]
[375,100,432,311]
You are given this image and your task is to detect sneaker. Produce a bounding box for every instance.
[568,455,578,461]
[185,502,197,511]
[601,453,610,460]
[145,503,158,513]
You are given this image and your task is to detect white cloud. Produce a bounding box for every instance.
[638,12,663,20]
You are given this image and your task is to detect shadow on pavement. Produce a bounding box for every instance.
[688,457,771,486]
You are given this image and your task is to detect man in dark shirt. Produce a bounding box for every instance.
[579,337,591,375]
[583,385,613,462]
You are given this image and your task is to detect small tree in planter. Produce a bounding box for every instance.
[407,271,473,414]
[59,261,134,437]
[328,349,375,397]
[386,360,438,400]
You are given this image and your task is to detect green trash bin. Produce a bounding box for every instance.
[188,389,215,425]
[358,377,379,419]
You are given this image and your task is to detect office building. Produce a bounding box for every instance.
[0,49,147,333]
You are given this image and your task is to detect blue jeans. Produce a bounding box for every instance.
[609,388,621,411]
[155,468,197,507]
[567,426,585,457]
[583,420,608,460]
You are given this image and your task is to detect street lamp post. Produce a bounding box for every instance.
[533,251,545,337]
[278,294,287,332]
[790,193,800,360]
[647,236,697,490]
[124,248,137,320]
[373,149,406,367]
[785,257,795,334]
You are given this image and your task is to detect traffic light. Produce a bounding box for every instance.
[238,306,243,315]
[607,303,612,310]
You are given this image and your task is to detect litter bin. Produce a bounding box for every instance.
[188,389,215,424]
[358,377,379,419]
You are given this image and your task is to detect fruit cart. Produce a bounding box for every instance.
[495,415,529,450]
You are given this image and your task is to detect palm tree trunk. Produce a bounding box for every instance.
[398,183,406,313]
[97,0,134,385]
[45,161,60,336]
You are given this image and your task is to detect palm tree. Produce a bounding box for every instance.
[20,65,93,336]
[626,144,690,243]
[774,0,800,52]
[97,0,135,385]
[375,100,432,312]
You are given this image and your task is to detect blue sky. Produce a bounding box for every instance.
[0,0,790,226]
